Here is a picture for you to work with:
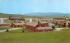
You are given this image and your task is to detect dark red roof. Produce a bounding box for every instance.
[36,23,48,27]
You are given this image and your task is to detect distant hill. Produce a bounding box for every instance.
[24,12,70,16]
[0,13,46,18]
[0,13,26,18]
[0,13,70,18]
[0,13,16,18]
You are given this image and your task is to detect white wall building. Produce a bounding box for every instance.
[0,18,8,24]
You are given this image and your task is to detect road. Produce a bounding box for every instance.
[0,28,21,32]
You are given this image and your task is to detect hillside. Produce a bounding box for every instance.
[0,13,17,18]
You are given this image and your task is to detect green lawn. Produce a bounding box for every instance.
[0,29,70,43]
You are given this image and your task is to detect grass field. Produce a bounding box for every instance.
[0,29,70,43]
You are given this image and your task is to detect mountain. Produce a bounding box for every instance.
[0,12,70,18]
[0,13,35,18]
[24,12,70,16]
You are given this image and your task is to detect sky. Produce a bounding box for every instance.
[0,0,70,14]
